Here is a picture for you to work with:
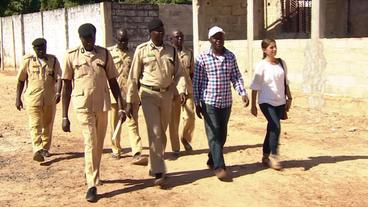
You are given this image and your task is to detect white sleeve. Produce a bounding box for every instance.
[249,61,264,91]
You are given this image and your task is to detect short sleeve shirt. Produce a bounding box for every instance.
[17,54,62,107]
[249,59,287,106]
[62,45,118,112]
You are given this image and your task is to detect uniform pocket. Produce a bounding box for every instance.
[29,67,40,79]
[73,61,89,79]
[143,56,156,72]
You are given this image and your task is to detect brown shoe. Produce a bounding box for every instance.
[268,154,282,170]
[131,153,148,166]
[33,150,44,162]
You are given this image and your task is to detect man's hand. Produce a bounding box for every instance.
[54,93,61,104]
[126,103,133,119]
[195,105,203,119]
[285,99,292,112]
[15,98,23,111]
[62,117,71,132]
[119,110,127,123]
[242,95,249,107]
[251,105,257,117]
[179,93,186,106]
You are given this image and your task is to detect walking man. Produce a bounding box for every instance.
[193,26,249,181]
[108,28,148,165]
[15,38,62,162]
[168,30,195,158]
[126,18,186,186]
[61,23,126,202]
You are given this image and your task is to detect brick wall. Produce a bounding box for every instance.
[198,0,247,40]
[110,3,159,49]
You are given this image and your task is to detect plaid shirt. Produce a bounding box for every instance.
[193,48,247,108]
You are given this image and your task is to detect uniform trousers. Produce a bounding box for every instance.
[139,87,173,175]
[109,103,142,155]
[76,110,107,188]
[27,104,56,153]
[169,94,195,152]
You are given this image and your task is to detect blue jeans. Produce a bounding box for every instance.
[202,103,231,170]
[259,103,285,155]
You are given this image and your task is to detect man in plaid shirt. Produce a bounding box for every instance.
[193,26,249,181]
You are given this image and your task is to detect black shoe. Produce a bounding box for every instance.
[85,187,97,202]
[41,149,50,157]
[33,150,44,162]
[154,173,167,186]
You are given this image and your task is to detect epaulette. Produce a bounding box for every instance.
[23,54,33,59]
[136,42,149,50]
[67,47,79,54]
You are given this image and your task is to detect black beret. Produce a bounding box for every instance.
[32,38,47,47]
[148,18,164,32]
[78,23,96,37]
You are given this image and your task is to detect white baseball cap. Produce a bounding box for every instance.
[208,26,225,39]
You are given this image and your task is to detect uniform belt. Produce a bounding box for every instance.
[141,84,169,92]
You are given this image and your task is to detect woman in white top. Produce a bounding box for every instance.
[250,38,292,170]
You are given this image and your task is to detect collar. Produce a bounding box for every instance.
[206,47,228,57]
[80,45,97,54]
[114,44,129,53]
[149,39,165,49]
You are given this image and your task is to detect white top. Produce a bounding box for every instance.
[250,59,288,106]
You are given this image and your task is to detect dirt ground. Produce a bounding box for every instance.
[0,70,367,207]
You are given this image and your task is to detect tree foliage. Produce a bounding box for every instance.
[0,0,192,16]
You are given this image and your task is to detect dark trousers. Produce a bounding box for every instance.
[259,103,285,155]
[202,103,231,170]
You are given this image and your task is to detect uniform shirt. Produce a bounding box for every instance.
[108,45,133,103]
[193,48,247,108]
[126,40,186,103]
[178,48,194,95]
[62,45,118,112]
[250,59,287,106]
[17,54,61,107]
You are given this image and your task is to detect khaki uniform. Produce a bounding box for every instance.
[108,45,142,156]
[17,54,61,153]
[127,40,185,175]
[62,45,118,188]
[169,48,195,152]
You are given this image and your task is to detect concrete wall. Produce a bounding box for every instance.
[0,2,193,70]
[67,4,103,49]
[0,3,103,70]
[198,37,368,98]
[43,8,67,61]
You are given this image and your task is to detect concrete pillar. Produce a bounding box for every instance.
[100,2,113,47]
[192,0,200,59]
[247,0,254,75]
[311,0,321,39]
[0,18,3,70]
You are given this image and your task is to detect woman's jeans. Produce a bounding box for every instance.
[202,103,231,170]
[259,103,285,155]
